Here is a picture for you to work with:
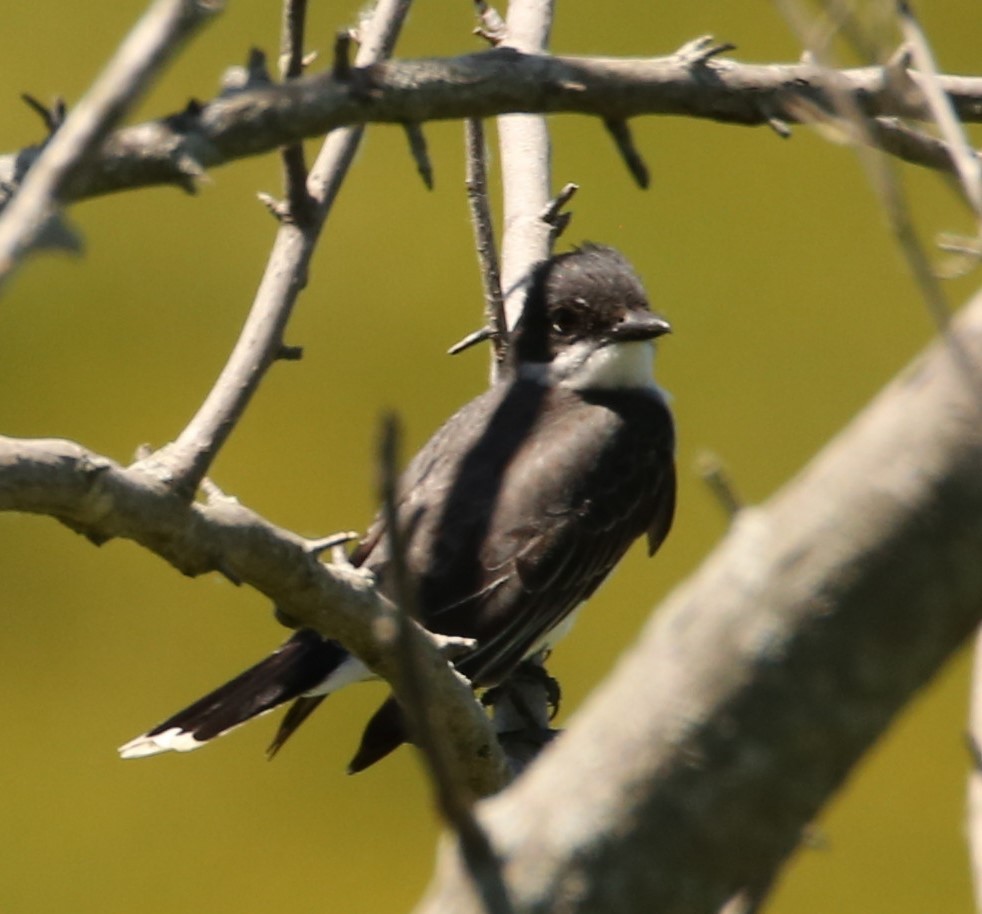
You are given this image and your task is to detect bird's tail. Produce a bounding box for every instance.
[118,629,349,759]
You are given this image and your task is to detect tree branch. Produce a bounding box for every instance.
[463,118,506,370]
[416,289,982,911]
[379,414,514,914]
[968,631,982,914]
[0,433,508,796]
[4,50,981,211]
[148,0,412,496]
[0,0,221,291]
[495,1,555,329]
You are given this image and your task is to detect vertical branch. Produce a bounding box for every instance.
[279,0,307,78]
[278,0,314,223]
[378,416,513,914]
[496,0,556,328]
[464,118,507,376]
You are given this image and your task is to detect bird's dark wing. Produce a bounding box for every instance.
[357,382,675,683]
[342,383,674,771]
[646,459,676,556]
[447,386,675,684]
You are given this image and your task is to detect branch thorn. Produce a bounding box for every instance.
[448,325,495,356]
[20,93,66,134]
[473,1,507,45]
[215,561,243,586]
[674,35,736,68]
[182,98,204,119]
[174,152,206,195]
[403,122,434,189]
[696,450,744,520]
[758,99,792,139]
[305,530,361,557]
[540,182,579,227]
[257,191,289,221]
[883,42,921,109]
[220,48,273,95]
[277,344,304,361]
[603,119,650,188]
[200,475,235,504]
[332,30,354,81]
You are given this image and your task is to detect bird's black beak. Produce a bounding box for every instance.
[608,312,671,343]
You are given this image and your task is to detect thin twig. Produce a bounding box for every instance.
[776,0,952,333]
[464,118,506,373]
[148,0,413,497]
[869,116,970,176]
[379,416,513,914]
[448,325,495,356]
[278,0,314,224]
[540,182,578,226]
[0,0,221,293]
[696,450,744,521]
[279,0,306,79]
[304,530,361,556]
[897,1,982,221]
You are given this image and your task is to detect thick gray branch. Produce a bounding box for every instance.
[4,50,981,205]
[968,633,982,913]
[0,435,508,796]
[416,291,982,912]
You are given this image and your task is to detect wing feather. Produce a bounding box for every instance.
[356,380,675,687]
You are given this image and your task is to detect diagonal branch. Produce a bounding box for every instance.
[0,432,508,796]
[147,0,412,496]
[379,415,514,914]
[0,0,221,292]
[415,282,982,914]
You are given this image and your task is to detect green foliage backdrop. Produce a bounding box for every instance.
[0,2,979,912]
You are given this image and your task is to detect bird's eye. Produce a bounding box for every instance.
[551,306,577,335]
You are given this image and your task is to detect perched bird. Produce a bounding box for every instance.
[119,244,676,772]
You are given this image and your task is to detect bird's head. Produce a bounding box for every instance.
[510,244,670,390]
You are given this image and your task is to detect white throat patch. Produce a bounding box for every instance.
[520,340,657,391]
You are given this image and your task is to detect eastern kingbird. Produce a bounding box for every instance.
[119,244,676,772]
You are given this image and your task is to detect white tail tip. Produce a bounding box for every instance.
[118,727,206,759]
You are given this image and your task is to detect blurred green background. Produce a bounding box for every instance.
[1,2,980,911]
